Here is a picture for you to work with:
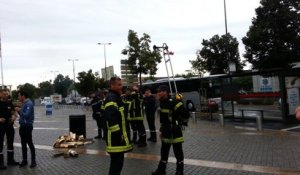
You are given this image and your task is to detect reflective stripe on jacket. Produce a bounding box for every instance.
[104,91,133,153]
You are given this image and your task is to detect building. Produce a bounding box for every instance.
[101,66,114,81]
[120,59,138,87]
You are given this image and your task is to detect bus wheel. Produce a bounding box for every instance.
[186,100,195,111]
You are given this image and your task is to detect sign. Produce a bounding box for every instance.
[260,77,273,92]
[287,88,300,115]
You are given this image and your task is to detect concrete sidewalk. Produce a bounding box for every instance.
[2,106,300,175]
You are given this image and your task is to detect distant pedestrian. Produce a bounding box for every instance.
[104,77,133,175]
[89,91,104,139]
[144,88,157,142]
[16,90,36,168]
[295,106,300,121]
[0,89,19,170]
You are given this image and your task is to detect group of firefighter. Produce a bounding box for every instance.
[90,77,190,175]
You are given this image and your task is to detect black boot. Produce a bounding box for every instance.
[175,161,184,175]
[0,154,6,170]
[137,134,147,147]
[7,151,19,166]
[148,131,157,142]
[152,161,166,175]
[132,131,138,144]
[19,160,28,168]
[94,128,102,139]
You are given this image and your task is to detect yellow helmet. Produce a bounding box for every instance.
[176,93,183,100]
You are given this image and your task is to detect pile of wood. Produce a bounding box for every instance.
[53,132,94,148]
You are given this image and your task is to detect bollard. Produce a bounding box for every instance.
[219,114,224,128]
[256,115,263,131]
[191,112,196,123]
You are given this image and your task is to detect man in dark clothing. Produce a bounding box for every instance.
[16,91,36,168]
[131,86,147,147]
[104,77,133,175]
[90,91,104,139]
[122,89,136,143]
[152,85,190,175]
[144,88,157,142]
[0,89,19,170]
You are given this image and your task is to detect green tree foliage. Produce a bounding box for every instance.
[75,70,107,97]
[38,81,54,97]
[17,83,37,99]
[242,0,300,70]
[190,33,244,75]
[53,74,73,97]
[122,29,162,85]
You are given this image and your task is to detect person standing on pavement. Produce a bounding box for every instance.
[89,90,104,139]
[143,88,157,142]
[16,90,36,168]
[104,77,133,175]
[0,89,19,170]
[122,89,135,143]
[152,85,190,175]
[131,86,147,147]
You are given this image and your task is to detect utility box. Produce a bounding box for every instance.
[69,115,86,138]
[45,103,53,115]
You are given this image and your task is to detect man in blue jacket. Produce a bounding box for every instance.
[16,91,36,168]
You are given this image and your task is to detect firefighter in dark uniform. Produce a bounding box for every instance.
[90,90,104,139]
[0,89,19,170]
[122,89,135,142]
[104,77,133,175]
[144,88,157,142]
[152,85,190,175]
[131,86,147,147]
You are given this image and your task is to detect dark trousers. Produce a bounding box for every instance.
[94,114,104,137]
[161,142,183,162]
[146,112,156,132]
[109,152,124,175]
[19,125,35,162]
[0,124,15,153]
[135,120,146,139]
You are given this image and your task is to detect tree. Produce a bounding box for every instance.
[75,70,106,97]
[17,83,38,99]
[242,0,300,70]
[190,33,244,75]
[122,29,162,86]
[38,80,53,97]
[53,74,73,97]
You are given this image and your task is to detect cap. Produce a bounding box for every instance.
[157,85,170,93]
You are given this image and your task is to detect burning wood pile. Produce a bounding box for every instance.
[53,132,94,148]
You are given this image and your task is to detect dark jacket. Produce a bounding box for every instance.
[144,95,156,115]
[0,100,14,125]
[104,90,133,153]
[131,91,144,120]
[19,99,34,126]
[159,97,190,144]
[90,95,103,118]
[122,95,134,121]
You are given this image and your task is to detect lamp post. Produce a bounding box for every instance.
[223,0,228,35]
[68,59,78,98]
[0,33,4,89]
[68,59,78,83]
[97,42,111,81]
[50,70,59,81]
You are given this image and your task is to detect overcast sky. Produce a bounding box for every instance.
[0,0,261,89]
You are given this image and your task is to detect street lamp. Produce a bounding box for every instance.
[68,59,78,83]
[50,70,59,81]
[97,42,112,81]
[223,0,228,35]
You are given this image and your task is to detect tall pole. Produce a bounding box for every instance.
[224,0,228,35]
[97,43,111,81]
[0,33,4,89]
[68,59,78,97]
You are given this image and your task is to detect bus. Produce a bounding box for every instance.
[142,75,226,111]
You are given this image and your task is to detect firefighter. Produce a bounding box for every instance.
[152,85,190,175]
[89,90,104,139]
[143,88,157,142]
[122,89,135,143]
[104,77,133,175]
[0,89,19,169]
[131,85,147,147]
